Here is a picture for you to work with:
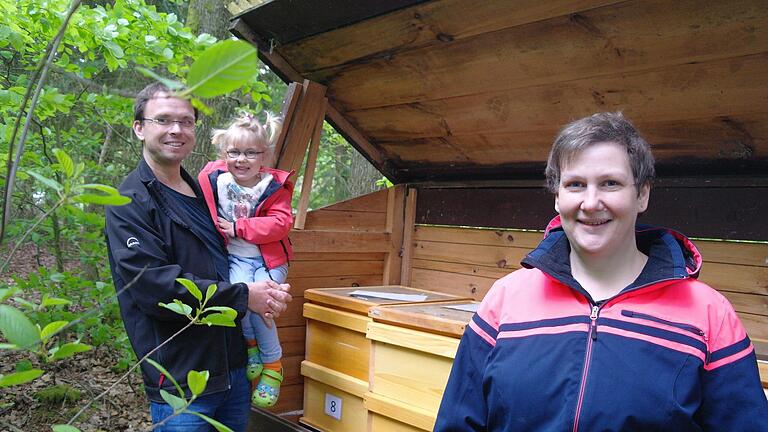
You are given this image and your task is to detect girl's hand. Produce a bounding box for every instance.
[217,217,235,238]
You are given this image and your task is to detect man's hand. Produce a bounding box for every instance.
[217,217,235,238]
[247,280,292,328]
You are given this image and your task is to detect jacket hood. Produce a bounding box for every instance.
[199,159,294,185]
[523,216,703,300]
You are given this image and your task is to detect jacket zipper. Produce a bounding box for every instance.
[573,304,599,432]
[622,310,710,363]
[621,310,705,336]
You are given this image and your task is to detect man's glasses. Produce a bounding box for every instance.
[142,117,196,130]
[226,150,265,160]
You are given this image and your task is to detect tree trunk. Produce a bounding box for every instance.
[184,0,240,172]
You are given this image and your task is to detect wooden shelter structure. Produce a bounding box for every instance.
[225,0,768,429]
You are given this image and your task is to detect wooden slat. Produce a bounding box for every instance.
[294,98,327,230]
[291,230,390,253]
[302,209,388,232]
[290,260,384,278]
[280,0,620,73]
[316,188,389,212]
[696,240,768,267]
[411,258,514,281]
[319,0,768,111]
[699,262,768,296]
[410,267,497,300]
[413,240,530,271]
[369,301,476,338]
[414,225,544,249]
[292,252,385,261]
[400,188,418,286]
[325,104,388,171]
[346,54,768,142]
[277,80,327,173]
[301,360,368,397]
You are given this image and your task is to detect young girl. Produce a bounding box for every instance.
[198,112,294,408]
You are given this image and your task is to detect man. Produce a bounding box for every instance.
[105,83,292,431]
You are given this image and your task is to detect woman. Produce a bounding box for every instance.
[434,112,767,431]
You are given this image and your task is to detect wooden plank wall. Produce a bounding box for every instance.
[268,188,393,416]
[409,225,768,346]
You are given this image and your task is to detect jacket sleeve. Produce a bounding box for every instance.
[434,281,506,432]
[234,185,293,244]
[696,297,768,430]
[105,192,248,322]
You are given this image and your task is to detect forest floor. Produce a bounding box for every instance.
[1,244,152,431]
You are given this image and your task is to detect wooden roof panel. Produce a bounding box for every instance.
[237,0,768,182]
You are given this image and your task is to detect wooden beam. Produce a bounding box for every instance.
[400,188,418,285]
[382,185,406,285]
[229,18,304,83]
[294,97,327,230]
[271,82,301,166]
[277,80,326,174]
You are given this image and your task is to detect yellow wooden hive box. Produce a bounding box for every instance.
[364,301,478,431]
[301,286,469,431]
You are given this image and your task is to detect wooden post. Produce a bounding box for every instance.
[294,98,327,230]
[382,185,406,285]
[399,188,418,286]
[272,82,301,167]
[276,79,327,174]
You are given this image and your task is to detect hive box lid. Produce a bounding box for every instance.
[369,301,479,338]
[304,286,469,314]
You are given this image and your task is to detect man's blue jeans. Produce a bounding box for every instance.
[150,367,250,431]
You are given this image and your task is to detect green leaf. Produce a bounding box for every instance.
[176,278,202,301]
[136,67,184,91]
[49,342,91,361]
[53,148,74,177]
[0,343,18,350]
[200,313,236,327]
[204,284,217,303]
[0,287,18,302]
[27,171,63,192]
[202,306,237,318]
[187,370,209,396]
[41,295,72,308]
[78,183,121,194]
[40,321,68,342]
[190,411,234,432]
[72,193,131,206]
[0,369,44,388]
[0,305,41,349]
[52,425,82,432]
[160,389,187,410]
[158,301,192,316]
[184,40,258,99]
[103,41,124,59]
[145,358,184,396]
[15,360,33,372]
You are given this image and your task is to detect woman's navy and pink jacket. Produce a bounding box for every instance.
[435,218,768,431]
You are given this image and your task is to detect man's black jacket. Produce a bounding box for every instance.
[105,158,249,402]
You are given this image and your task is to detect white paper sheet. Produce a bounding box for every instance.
[348,290,428,302]
[442,303,479,313]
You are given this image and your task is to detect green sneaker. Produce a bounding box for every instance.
[251,368,283,408]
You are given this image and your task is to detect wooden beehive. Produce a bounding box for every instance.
[365,301,478,431]
[300,287,469,431]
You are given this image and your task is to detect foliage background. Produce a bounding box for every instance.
[0,0,384,429]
